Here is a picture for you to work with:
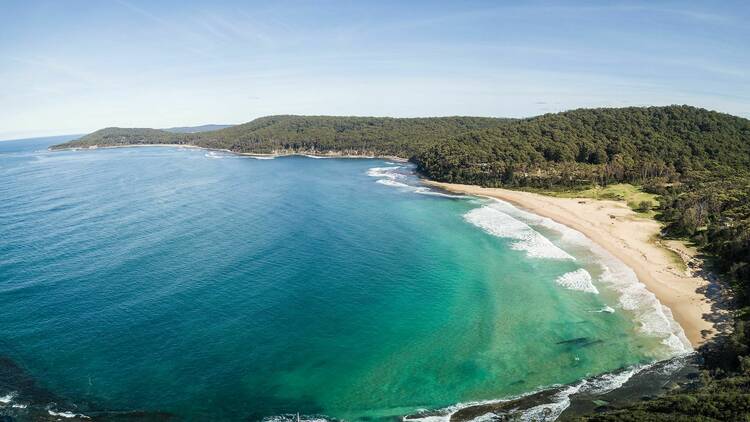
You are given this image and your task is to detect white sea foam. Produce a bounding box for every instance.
[263,415,329,422]
[367,166,464,198]
[368,166,409,188]
[580,366,641,395]
[0,392,15,404]
[403,379,584,422]
[48,410,90,419]
[517,364,648,421]
[519,382,585,422]
[405,358,684,422]
[600,261,691,354]
[11,403,27,408]
[367,166,402,177]
[589,306,616,313]
[476,198,692,356]
[377,179,411,188]
[246,155,276,160]
[555,269,599,294]
[204,151,224,159]
[463,204,575,260]
[415,189,466,199]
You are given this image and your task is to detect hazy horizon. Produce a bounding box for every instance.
[3,0,749,139]
[3,103,747,143]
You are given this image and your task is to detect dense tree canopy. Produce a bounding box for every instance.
[414,106,750,187]
[54,115,510,157]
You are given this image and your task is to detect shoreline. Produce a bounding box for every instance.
[49,143,409,162]
[425,181,719,348]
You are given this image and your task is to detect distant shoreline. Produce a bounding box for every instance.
[425,181,723,348]
[49,143,409,162]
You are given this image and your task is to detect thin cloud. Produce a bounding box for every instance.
[617,5,733,24]
[114,0,216,58]
[8,55,100,85]
[204,13,276,48]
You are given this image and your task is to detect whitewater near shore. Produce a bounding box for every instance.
[425,181,719,348]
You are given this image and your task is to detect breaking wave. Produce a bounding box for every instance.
[204,150,253,159]
[555,269,599,294]
[366,165,464,198]
[245,154,276,160]
[0,392,16,404]
[404,356,690,422]
[262,415,330,422]
[463,203,575,260]
[590,306,616,313]
[0,391,27,410]
[48,409,90,419]
[204,151,225,159]
[480,198,692,356]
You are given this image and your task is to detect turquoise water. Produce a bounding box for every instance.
[0,139,688,420]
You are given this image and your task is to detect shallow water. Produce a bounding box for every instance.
[0,139,687,420]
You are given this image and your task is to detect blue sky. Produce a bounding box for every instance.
[1,0,749,139]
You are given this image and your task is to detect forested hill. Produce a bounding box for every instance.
[52,115,510,157]
[414,106,750,188]
[54,106,750,184]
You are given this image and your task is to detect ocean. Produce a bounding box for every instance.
[0,138,690,421]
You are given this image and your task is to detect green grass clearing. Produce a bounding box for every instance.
[535,183,660,217]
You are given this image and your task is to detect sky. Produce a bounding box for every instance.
[1,0,749,140]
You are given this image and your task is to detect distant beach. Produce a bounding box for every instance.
[426,181,721,348]
[51,143,409,162]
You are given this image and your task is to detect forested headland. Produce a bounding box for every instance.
[54,105,750,419]
[53,115,509,157]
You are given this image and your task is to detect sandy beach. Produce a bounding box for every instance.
[426,181,719,347]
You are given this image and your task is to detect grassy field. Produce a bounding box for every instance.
[536,183,660,217]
